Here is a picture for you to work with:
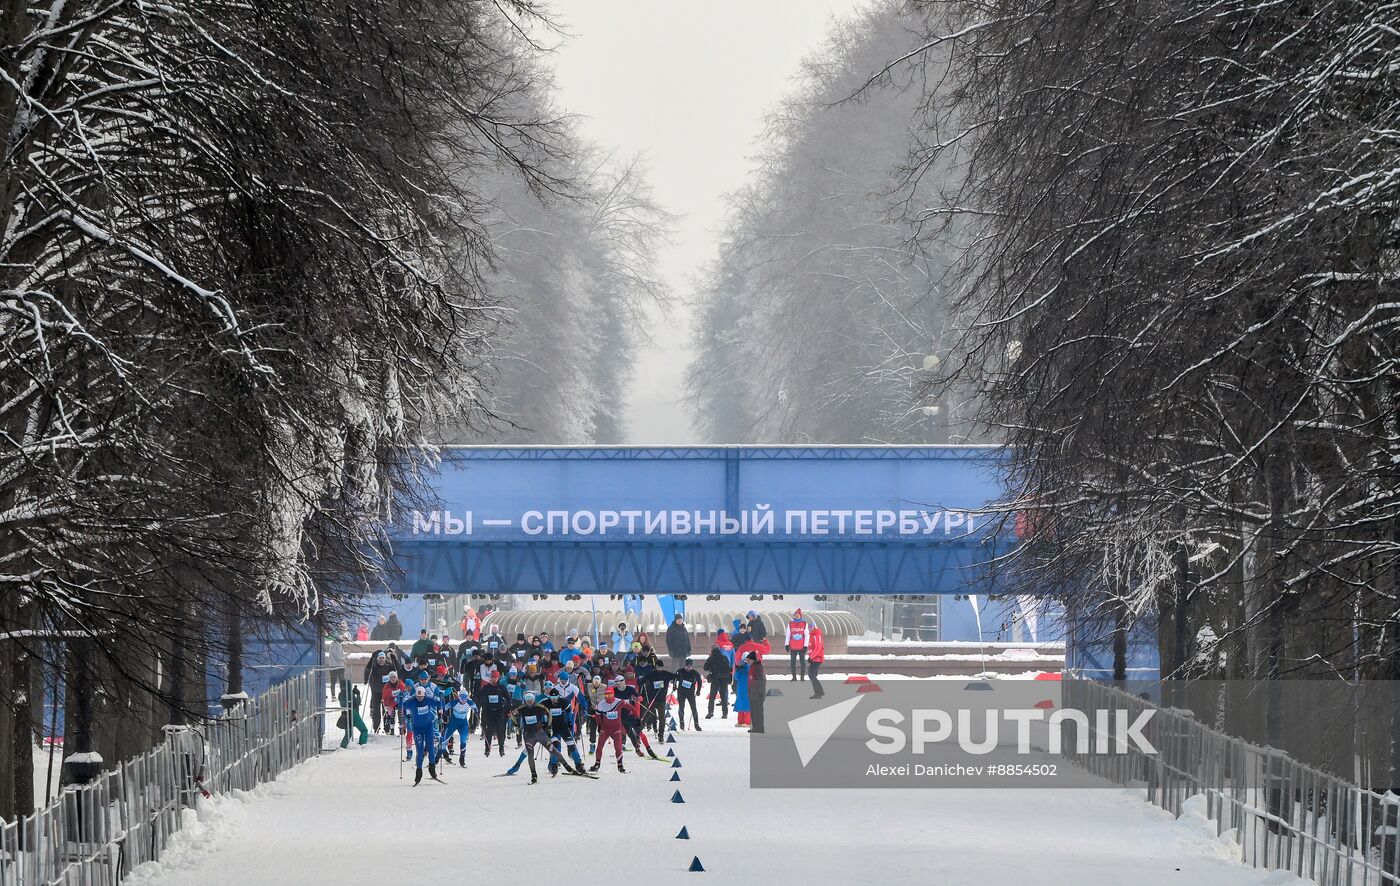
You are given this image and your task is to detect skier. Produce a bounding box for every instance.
[475,670,511,757]
[363,650,397,733]
[502,692,554,784]
[401,683,445,785]
[703,644,732,720]
[808,625,827,699]
[438,687,476,767]
[584,675,607,753]
[380,672,403,735]
[589,684,629,773]
[785,609,809,681]
[642,657,678,740]
[615,677,661,760]
[543,685,588,776]
[675,658,703,731]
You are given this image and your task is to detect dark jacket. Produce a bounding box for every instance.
[676,666,703,694]
[748,617,768,644]
[410,637,433,659]
[665,621,691,658]
[384,614,404,640]
[703,649,732,685]
[748,661,767,701]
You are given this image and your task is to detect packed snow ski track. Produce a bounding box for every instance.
[129,727,1303,886]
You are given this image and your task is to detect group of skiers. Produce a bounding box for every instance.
[353,609,825,785]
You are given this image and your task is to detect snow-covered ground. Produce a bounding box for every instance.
[127,720,1304,886]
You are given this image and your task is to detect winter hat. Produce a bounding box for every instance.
[415,684,426,698]
[604,686,616,699]
[376,652,387,661]
[523,691,537,704]
[746,610,757,618]
[716,629,728,636]
[794,608,803,618]
[744,651,758,662]
[387,671,399,681]
[685,658,693,666]
[591,676,602,686]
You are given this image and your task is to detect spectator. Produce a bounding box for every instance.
[355,622,370,642]
[665,613,691,670]
[369,614,390,641]
[384,610,404,640]
[746,651,768,734]
[410,628,433,660]
[808,625,826,699]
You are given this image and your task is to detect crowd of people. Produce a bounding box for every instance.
[350,609,827,786]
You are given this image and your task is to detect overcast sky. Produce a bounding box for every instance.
[546,1,870,443]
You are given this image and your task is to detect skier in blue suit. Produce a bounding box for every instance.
[438,688,476,769]
[401,684,445,785]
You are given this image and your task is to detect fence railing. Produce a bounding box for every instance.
[0,671,322,886]
[1065,680,1400,886]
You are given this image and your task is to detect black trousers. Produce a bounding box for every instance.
[482,713,507,752]
[750,697,766,734]
[789,647,807,677]
[677,691,700,727]
[808,660,824,697]
[707,682,729,716]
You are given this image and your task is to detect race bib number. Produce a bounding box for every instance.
[524,715,538,725]
[487,694,499,704]
[681,680,693,689]
[606,711,619,720]
[427,657,436,666]
[792,631,804,641]
[652,680,663,689]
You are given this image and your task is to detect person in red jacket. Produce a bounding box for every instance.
[807,626,826,699]
[380,672,402,736]
[784,609,810,681]
[590,686,629,773]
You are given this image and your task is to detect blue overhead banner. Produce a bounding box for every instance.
[389,446,1013,596]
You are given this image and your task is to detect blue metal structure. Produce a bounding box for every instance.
[390,445,1013,597]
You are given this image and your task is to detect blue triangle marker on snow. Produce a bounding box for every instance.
[667,733,677,743]
[676,826,690,839]
[666,748,675,757]
[670,771,681,781]
[766,688,783,697]
[671,758,682,768]
[671,790,685,803]
[689,856,705,872]
[669,716,679,729]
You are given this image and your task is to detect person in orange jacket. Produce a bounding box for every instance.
[807,626,826,699]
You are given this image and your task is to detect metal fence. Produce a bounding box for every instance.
[1066,680,1400,885]
[0,671,321,886]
